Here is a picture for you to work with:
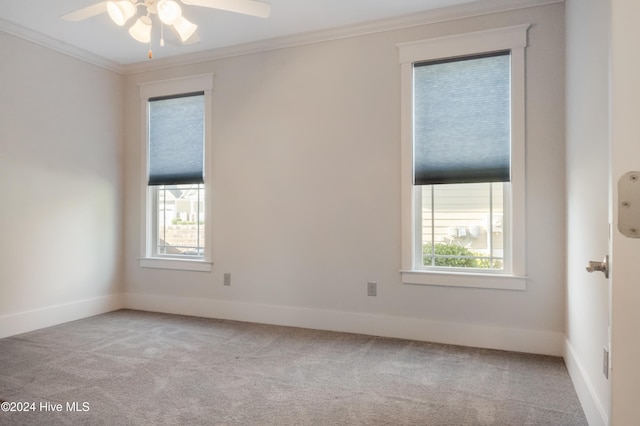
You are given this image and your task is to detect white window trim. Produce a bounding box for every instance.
[398,25,529,290]
[137,74,214,272]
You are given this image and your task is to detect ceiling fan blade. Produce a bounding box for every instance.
[181,0,271,18]
[61,1,108,22]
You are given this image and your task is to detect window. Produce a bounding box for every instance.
[398,26,529,290]
[149,93,205,259]
[415,52,510,272]
[138,75,213,272]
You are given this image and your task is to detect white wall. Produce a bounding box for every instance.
[123,4,566,355]
[564,1,611,424]
[0,33,124,337]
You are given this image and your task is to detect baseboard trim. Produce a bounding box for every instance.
[564,338,609,426]
[0,294,125,339]
[125,293,563,356]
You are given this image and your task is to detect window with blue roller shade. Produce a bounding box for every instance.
[148,91,204,186]
[413,51,511,185]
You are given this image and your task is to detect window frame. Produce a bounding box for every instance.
[137,74,214,272]
[398,25,529,290]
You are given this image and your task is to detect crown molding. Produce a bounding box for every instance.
[123,0,562,75]
[0,17,125,74]
[1,0,562,76]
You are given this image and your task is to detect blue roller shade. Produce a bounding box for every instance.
[413,51,511,185]
[148,92,205,186]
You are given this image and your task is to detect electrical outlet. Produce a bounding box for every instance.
[367,281,377,297]
[603,347,609,379]
[224,273,231,286]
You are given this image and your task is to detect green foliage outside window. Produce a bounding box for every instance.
[423,243,501,269]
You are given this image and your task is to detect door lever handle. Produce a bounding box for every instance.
[586,255,609,279]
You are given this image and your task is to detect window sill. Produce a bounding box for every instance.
[139,257,213,272]
[400,270,526,291]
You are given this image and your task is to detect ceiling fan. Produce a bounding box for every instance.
[62,0,271,57]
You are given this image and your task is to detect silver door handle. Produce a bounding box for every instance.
[586,255,609,278]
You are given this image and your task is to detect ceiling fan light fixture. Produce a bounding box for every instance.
[171,16,198,42]
[106,0,136,26]
[157,0,182,25]
[128,16,152,43]
[64,0,274,58]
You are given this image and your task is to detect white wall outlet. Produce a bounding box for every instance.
[367,282,377,297]
[224,273,231,286]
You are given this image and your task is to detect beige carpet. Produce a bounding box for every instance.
[0,310,587,425]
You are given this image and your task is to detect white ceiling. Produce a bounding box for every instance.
[0,0,483,68]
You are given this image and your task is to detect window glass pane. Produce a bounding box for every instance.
[156,183,205,257]
[421,185,434,264]
[490,183,504,266]
[421,183,504,269]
